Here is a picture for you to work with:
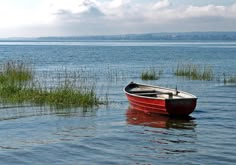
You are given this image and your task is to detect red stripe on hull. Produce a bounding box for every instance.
[126,94,197,116]
[126,94,167,114]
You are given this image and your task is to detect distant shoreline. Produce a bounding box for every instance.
[2,32,236,41]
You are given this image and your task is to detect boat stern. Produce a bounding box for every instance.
[165,98,197,116]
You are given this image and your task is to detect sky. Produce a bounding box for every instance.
[0,0,236,37]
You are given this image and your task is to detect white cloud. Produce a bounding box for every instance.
[47,0,236,25]
[43,0,100,14]
[108,0,130,8]
[153,0,171,10]
[1,0,236,37]
[184,5,226,18]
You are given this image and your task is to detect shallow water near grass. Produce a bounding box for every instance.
[0,41,236,164]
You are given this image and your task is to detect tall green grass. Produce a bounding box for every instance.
[0,61,33,84]
[0,61,102,108]
[141,68,163,80]
[174,63,214,81]
[223,73,236,84]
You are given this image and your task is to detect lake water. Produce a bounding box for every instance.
[0,41,235,164]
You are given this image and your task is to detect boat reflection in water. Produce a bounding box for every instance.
[126,107,198,158]
[126,107,196,129]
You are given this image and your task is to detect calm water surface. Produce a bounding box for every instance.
[0,41,235,164]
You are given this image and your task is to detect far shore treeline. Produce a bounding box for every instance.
[2,32,236,41]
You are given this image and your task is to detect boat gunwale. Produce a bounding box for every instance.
[124,82,198,101]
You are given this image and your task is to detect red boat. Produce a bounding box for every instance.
[124,82,197,116]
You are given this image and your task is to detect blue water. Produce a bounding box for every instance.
[0,41,235,164]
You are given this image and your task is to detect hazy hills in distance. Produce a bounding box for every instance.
[37,32,236,41]
[2,32,236,41]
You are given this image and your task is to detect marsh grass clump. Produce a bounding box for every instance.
[0,61,102,108]
[1,82,99,108]
[223,74,236,84]
[174,63,214,81]
[46,83,99,108]
[141,68,163,80]
[0,60,33,84]
[227,76,236,83]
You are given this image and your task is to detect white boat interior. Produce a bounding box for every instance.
[127,83,196,99]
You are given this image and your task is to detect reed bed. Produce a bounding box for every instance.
[0,61,102,108]
[141,68,163,80]
[174,63,214,81]
[0,60,33,84]
[223,74,236,84]
[227,76,236,83]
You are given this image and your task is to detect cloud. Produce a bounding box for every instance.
[183,5,226,18]
[1,0,236,37]
[153,0,171,10]
[49,0,236,26]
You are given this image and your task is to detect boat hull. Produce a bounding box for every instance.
[124,82,197,116]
